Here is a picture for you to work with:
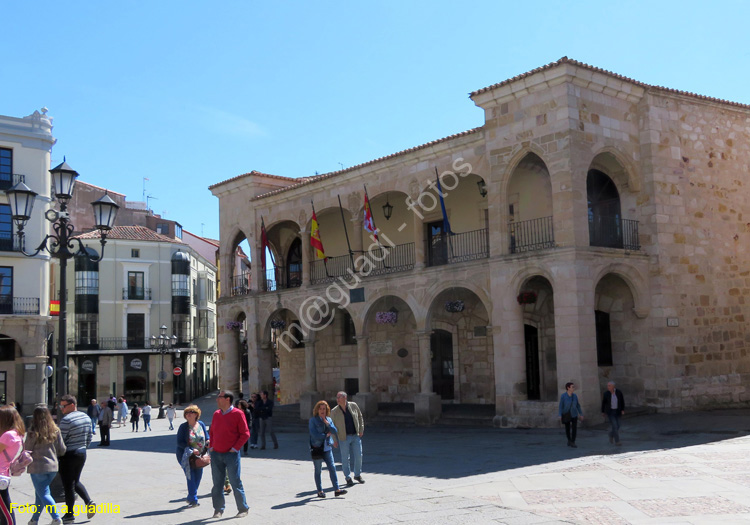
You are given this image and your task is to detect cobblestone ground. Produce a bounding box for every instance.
[6,405,750,525]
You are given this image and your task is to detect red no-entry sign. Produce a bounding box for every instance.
[173,367,183,376]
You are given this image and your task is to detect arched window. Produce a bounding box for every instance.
[587,170,622,248]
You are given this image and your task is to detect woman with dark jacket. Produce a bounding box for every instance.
[309,400,346,498]
[176,405,209,508]
[130,403,140,432]
[239,400,253,456]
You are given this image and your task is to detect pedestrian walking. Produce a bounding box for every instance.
[166,404,176,430]
[248,393,260,449]
[309,400,346,498]
[601,381,625,445]
[117,397,128,428]
[257,390,278,450]
[331,391,365,486]
[239,400,252,456]
[0,405,25,525]
[142,402,152,431]
[86,399,100,436]
[176,405,209,509]
[558,382,583,448]
[24,406,66,525]
[131,403,141,432]
[58,395,96,524]
[98,401,112,447]
[209,390,250,519]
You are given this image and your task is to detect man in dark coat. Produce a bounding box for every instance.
[601,381,625,445]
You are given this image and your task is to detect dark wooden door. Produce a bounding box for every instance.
[524,324,540,400]
[430,329,454,400]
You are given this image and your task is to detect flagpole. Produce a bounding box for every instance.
[363,184,389,268]
[338,195,356,271]
[435,167,455,260]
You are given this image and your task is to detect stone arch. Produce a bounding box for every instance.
[500,145,550,197]
[593,272,647,406]
[423,281,492,330]
[588,146,641,193]
[592,262,649,318]
[509,265,557,297]
[362,290,422,334]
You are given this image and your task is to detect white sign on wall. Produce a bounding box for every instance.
[370,341,393,355]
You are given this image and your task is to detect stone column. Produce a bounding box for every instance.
[413,212,425,269]
[414,330,440,425]
[492,287,526,427]
[553,263,600,420]
[299,334,320,419]
[300,230,310,287]
[353,335,377,416]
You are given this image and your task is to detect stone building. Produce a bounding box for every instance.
[210,57,750,426]
[0,109,56,411]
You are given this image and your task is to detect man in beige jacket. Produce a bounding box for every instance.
[331,391,365,487]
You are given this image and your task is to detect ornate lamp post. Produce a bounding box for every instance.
[151,324,177,403]
[6,160,119,396]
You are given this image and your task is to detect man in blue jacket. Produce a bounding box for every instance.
[601,381,625,445]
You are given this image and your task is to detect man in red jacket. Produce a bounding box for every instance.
[209,390,250,519]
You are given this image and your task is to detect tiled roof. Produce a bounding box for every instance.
[208,170,302,191]
[470,56,750,110]
[221,57,750,203]
[249,127,482,201]
[75,225,185,243]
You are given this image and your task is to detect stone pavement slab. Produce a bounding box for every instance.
[5,406,750,524]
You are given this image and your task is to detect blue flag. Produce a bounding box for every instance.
[436,172,453,235]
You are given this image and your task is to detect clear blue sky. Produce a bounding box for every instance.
[3,1,749,240]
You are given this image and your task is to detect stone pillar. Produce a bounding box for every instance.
[253,242,264,293]
[353,335,377,416]
[414,330,440,425]
[553,264,600,420]
[413,212,425,269]
[492,287,526,427]
[300,230,310,287]
[299,336,320,420]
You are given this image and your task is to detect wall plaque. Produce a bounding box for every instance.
[370,341,393,355]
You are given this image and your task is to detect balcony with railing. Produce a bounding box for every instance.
[230,273,251,296]
[122,287,152,300]
[262,265,303,292]
[73,337,195,351]
[0,231,25,252]
[0,173,25,191]
[589,215,640,251]
[359,242,415,277]
[310,254,354,285]
[509,216,555,254]
[0,296,40,315]
[427,228,489,267]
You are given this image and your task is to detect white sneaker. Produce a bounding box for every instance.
[28,519,39,525]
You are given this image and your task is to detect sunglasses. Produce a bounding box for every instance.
[60,402,72,408]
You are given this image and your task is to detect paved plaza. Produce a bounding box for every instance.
[8,398,750,525]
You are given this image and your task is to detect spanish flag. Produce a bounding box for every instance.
[50,300,60,316]
[310,207,326,260]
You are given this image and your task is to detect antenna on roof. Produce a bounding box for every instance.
[338,162,344,170]
[146,194,157,211]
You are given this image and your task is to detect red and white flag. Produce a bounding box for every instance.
[363,194,378,241]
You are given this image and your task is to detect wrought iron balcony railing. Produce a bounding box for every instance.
[589,215,640,251]
[359,242,415,277]
[73,337,195,351]
[0,173,25,191]
[310,254,354,285]
[263,266,303,292]
[231,273,252,295]
[0,231,25,252]
[122,287,152,300]
[427,228,489,267]
[509,216,555,254]
[0,296,40,315]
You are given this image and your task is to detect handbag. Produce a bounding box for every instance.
[189,452,211,469]
[561,411,572,424]
[310,443,325,460]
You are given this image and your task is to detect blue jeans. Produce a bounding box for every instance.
[143,414,151,429]
[607,410,621,443]
[313,449,339,492]
[30,472,60,520]
[338,436,362,479]
[210,451,248,513]
[90,416,97,434]
[186,467,203,505]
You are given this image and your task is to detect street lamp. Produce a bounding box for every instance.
[151,324,177,403]
[6,160,119,396]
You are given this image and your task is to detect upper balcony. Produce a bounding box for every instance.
[72,337,195,352]
[0,232,25,252]
[589,215,640,251]
[0,297,40,315]
[0,173,25,192]
[426,229,488,267]
[122,287,152,300]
